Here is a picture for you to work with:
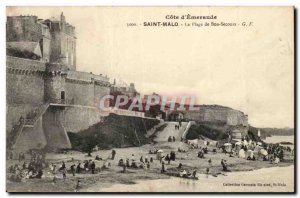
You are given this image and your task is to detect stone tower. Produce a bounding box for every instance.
[43,12,77,70]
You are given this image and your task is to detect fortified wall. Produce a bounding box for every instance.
[7,56,46,131]
[6,56,110,153]
[188,105,247,126]
[166,105,249,139]
[166,105,248,126]
[6,13,115,153]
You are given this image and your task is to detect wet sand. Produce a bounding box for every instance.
[264,135,294,144]
[88,165,294,192]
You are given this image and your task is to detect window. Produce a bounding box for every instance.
[61,91,65,100]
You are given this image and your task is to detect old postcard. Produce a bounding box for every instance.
[6,6,294,193]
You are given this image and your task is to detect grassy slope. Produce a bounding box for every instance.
[68,114,160,151]
[186,122,229,140]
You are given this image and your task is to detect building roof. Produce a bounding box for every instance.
[48,16,60,22]
[7,42,42,59]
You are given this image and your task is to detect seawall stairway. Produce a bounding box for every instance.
[181,121,196,139]
[7,103,50,150]
[154,121,188,142]
[24,103,50,127]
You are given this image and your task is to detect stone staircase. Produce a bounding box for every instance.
[181,121,196,139]
[7,120,25,150]
[7,103,50,150]
[154,121,188,142]
[24,103,50,127]
[145,119,165,138]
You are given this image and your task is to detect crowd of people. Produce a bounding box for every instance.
[118,155,152,172]
[218,137,294,165]
[8,150,46,182]
[197,147,208,158]
[168,136,176,142]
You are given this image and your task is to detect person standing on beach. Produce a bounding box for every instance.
[161,161,166,173]
[62,167,67,181]
[221,159,227,171]
[122,164,126,173]
[51,164,57,183]
[140,156,144,163]
[111,149,116,160]
[206,168,209,177]
[75,179,81,192]
[76,163,81,173]
[70,164,76,176]
[192,170,197,178]
[131,154,135,161]
[60,161,66,171]
[150,157,153,163]
[159,155,164,164]
[91,161,96,174]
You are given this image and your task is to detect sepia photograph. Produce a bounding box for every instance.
[5,6,295,193]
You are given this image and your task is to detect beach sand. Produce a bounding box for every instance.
[6,122,295,192]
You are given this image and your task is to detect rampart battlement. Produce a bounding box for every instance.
[67,70,110,83]
[6,56,46,71]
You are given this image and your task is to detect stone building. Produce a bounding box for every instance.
[110,80,140,98]
[6,14,110,153]
[6,12,76,68]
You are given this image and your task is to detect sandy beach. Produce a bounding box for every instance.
[6,128,294,192]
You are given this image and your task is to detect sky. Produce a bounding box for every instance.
[6,7,294,128]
